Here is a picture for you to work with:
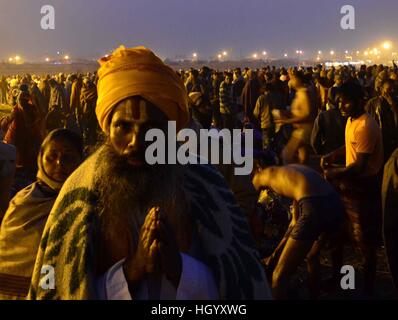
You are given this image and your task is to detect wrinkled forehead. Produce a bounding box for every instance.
[111,96,168,123]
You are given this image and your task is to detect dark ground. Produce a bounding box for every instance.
[258,202,397,300]
[256,151,397,300]
[292,245,396,300]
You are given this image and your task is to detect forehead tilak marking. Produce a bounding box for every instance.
[126,99,145,120]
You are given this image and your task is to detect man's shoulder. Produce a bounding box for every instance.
[61,147,104,189]
[317,108,329,117]
[322,107,342,120]
[257,93,269,103]
[12,182,37,202]
[366,96,382,110]
[363,112,380,128]
[184,160,224,179]
[387,148,398,163]
[367,96,381,104]
[350,113,381,138]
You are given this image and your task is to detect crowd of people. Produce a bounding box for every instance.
[0,45,397,300]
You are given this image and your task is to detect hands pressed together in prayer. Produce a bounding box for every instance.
[123,207,182,292]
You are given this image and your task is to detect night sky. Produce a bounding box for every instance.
[0,0,397,61]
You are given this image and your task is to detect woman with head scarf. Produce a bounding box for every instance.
[0,129,83,299]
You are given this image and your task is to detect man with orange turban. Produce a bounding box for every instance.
[29,46,271,300]
[96,45,189,133]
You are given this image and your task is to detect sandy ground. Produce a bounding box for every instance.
[258,221,397,300]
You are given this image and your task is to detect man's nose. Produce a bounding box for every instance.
[55,157,65,168]
[127,129,144,152]
[127,132,139,151]
[338,102,343,111]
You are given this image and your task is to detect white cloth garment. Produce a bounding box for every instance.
[97,253,219,300]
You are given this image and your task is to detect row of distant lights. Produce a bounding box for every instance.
[190,41,393,60]
[217,51,230,59]
[8,55,21,62]
[190,49,384,60]
[7,42,393,63]
[45,54,70,62]
[8,53,70,63]
[191,51,269,60]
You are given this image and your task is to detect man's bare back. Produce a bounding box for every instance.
[253,164,335,201]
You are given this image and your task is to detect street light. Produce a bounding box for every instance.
[330,50,335,56]
[222,51,227,56]
[262,51,267,56]
[382,41,392,50]
[318,50,322,55]
[15,56,20,61]
[217,54,222,59]
[45,57,50,62]
[64,55,70,60]
[8,57,13,62]
[192,53,197,58]
[253,53,258,59]
[283,53,288,58]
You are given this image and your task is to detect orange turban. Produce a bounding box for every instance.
[96,46,189,132]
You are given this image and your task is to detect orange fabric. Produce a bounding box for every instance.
[345,113,384,177]
[96,46,189,133]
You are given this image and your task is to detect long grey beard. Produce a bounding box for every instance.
[95,142,186,255]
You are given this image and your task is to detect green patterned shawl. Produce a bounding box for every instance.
[28,146,271,300]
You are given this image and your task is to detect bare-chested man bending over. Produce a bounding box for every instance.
[253,164,344,299]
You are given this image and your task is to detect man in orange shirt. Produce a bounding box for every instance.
[321,81,384,296]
